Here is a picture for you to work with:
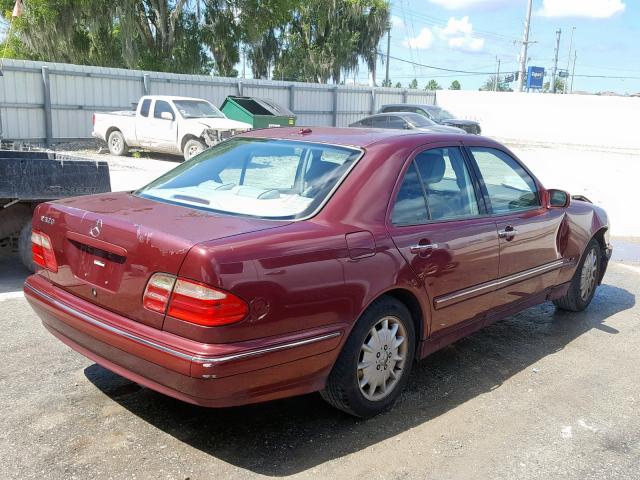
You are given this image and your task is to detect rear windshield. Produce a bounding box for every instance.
[136,138,362,220]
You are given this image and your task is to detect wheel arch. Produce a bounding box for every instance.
[180,133,202,152]
[105,127,122,141]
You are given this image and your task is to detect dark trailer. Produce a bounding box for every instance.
[0,150,111,270]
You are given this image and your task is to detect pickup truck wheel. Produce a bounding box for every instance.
[183,139,206,160]
[321,297,415,418]
[18,222,34,272]
[108,130,128,156]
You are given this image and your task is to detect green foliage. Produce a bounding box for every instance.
[479,75,511,92]
[381,78,392,87]
[408,78,418,89]
[2,0,390,81]
[543,78,566,93]
[425,79,441,90]
[449,80,461,90]
[394,81,402,88]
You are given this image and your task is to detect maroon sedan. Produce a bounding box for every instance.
[25,128,611,417]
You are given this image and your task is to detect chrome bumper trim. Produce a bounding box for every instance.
[25,282,341,366]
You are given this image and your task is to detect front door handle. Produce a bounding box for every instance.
[498,226,518,240]
[410,243,438,254]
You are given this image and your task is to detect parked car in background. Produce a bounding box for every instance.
[349,112,466,133]
[379,104,481,134]
[92,96,252,160]
[25,127,610,418]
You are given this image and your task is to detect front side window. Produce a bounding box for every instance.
[137,138,361,219]
[469,147,539,214]
[414,147,480,221]
[154,100,175,119]
[387,116,407,130]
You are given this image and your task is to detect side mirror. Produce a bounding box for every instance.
[160,111,174,121]
[547,189,570,208]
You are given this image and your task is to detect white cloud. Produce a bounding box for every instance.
[428,0,506,9]
[390,15,405,29]
[447,36,485,52]
[436,16,486,53]
[402,28,434,50]
[538,0,625,18]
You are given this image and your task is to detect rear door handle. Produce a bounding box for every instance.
[498,226,518,239]
[410,243,438,254]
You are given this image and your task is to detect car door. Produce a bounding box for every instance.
[134,98,153,147]
[388,145,501,336]
[466,146,566,305]
[145,100,179,153]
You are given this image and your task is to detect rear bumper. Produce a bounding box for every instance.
[24,275,344,407]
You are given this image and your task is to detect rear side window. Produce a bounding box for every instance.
[370,116,388,128]
[137,138,361,220]
[391,163,429,225]
[387,116,407,130]
[469,147,539,214]
[139,99,151,117]
[154,100,174,119]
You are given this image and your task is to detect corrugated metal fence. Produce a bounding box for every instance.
[0,59,437,143]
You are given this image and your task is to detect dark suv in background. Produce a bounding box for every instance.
[379,104,481,135]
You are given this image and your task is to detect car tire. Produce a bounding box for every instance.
[107,130,128,156]
[183,139,206,160]
[321,296,416,418]
[553,238,602,312]
[18,222,34,272]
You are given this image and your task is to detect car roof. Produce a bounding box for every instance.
[239,126,481,148]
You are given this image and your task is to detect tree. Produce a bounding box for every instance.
[394,81,402,88]
[479,75,511,92]
[543,78,566,93]
[425,79,441,90]
[409,78,418,89]
[449,80,461,90]
[381,78,392,87]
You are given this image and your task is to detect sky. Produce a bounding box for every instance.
[358,0,640,93]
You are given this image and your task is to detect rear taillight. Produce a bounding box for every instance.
[92,114,95,126]
[143,275,248,326]
[143,273,176,314]
[31,230,58,272]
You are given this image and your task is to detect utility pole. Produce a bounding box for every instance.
[384,29,391,86]
[494,58,501,91]
[516,0,534,92]
[570,50,577,93]
[564,26,575,93]
[551,29,561,93]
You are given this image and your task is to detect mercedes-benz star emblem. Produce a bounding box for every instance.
[89,219,103,238]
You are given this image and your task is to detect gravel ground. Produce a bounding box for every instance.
[0,257,638,479]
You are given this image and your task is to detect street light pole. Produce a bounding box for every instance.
[551,29,562,94]
[384,29,391,86]
[516,0,534,93]
[564,26,575,93]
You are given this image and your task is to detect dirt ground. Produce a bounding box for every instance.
[0,257,638,479]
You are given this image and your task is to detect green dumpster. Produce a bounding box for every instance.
[220,96,296,129]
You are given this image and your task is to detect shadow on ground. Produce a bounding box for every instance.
[85,283,635,476]
[0,256,30,294]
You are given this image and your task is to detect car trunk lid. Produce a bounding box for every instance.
[37,192,287,328]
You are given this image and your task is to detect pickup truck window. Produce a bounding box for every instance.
[173,100,224,119]
[137,138,362,220]
[140,99,151,117]
[154,100,174,120]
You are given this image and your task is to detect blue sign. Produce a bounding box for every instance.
[527,66,545,89]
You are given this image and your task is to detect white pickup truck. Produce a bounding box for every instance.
[92,95,252,160]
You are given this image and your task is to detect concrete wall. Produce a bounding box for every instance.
[437,90,640,150]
